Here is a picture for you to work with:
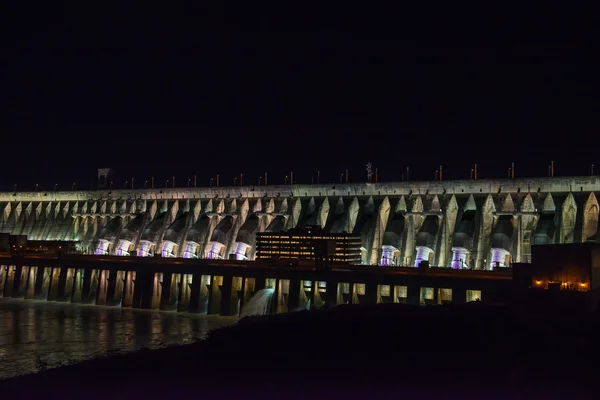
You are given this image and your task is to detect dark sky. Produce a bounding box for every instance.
[1,4,598,191]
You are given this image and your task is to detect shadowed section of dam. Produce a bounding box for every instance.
[1,176,600,269]
[0,255,513,316]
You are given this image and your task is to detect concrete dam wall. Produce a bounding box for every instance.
[1,176,599,269]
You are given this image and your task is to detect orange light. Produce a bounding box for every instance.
[535,280,542,285]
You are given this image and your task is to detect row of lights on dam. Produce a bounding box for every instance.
[9,161,600,192]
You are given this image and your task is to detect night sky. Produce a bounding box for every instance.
[1,4,597,191]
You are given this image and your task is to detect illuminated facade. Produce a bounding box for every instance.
[1,175,600,269]
[255,227,362,263]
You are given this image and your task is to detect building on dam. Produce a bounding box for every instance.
[1,175,599,269]
[255,226,362,263]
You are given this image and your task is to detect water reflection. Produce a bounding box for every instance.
[0,299,237,378]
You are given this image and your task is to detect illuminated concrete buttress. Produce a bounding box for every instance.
[2,176,600,265]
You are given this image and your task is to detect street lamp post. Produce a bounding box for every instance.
[144,181,148,189]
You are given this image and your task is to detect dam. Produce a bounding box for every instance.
[0,176,599,270]
[0,254,512,316]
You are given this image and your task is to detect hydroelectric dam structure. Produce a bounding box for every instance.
[0,176,599,270]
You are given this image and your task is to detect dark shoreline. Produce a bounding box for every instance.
[1,303,597,398]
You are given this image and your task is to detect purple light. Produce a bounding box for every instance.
[451,247,468,269]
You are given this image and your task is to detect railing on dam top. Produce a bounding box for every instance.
[0,255,513,316]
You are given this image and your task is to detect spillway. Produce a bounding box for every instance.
[2,176,600,269]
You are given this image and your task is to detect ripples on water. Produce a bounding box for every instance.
[0,299,238,378]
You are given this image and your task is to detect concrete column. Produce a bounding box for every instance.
[10,265,25,298]
[4,266,15,297]
[104,270,125,306]
[187,273,203,313]
[407,285,420,306]
[302,280,315,309]
[132,270,155,309]
[81,269,96,304]
[370,197,391,265]
[452,287,466,305]
[324,280,338,307]
[231,277,244,315]
[219,275,235,316]
[121,271,136,307]
[166,273,181,311]
[208,276,223,315]
[177,274,192,312]
[254,276,266,292]
[0,266,7,296]
[105,269,119,305]
[239,277,256,315]
[47,267,62,301]
[159,273,174,310]
[271,278,280,314]
[65,269,77,302]
[96,270,110,306]
[56,267,69,302]
[365,283,378,305]
[150,273,163,310]
[33,266,49,300]
[25,266,37,299]
[71,268,85,303]
[287,278,301,311]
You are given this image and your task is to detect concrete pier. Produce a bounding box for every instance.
[0,255,512,316]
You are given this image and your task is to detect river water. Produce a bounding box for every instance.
[0,299,238,379]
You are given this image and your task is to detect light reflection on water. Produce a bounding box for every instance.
[0,299,237,379]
